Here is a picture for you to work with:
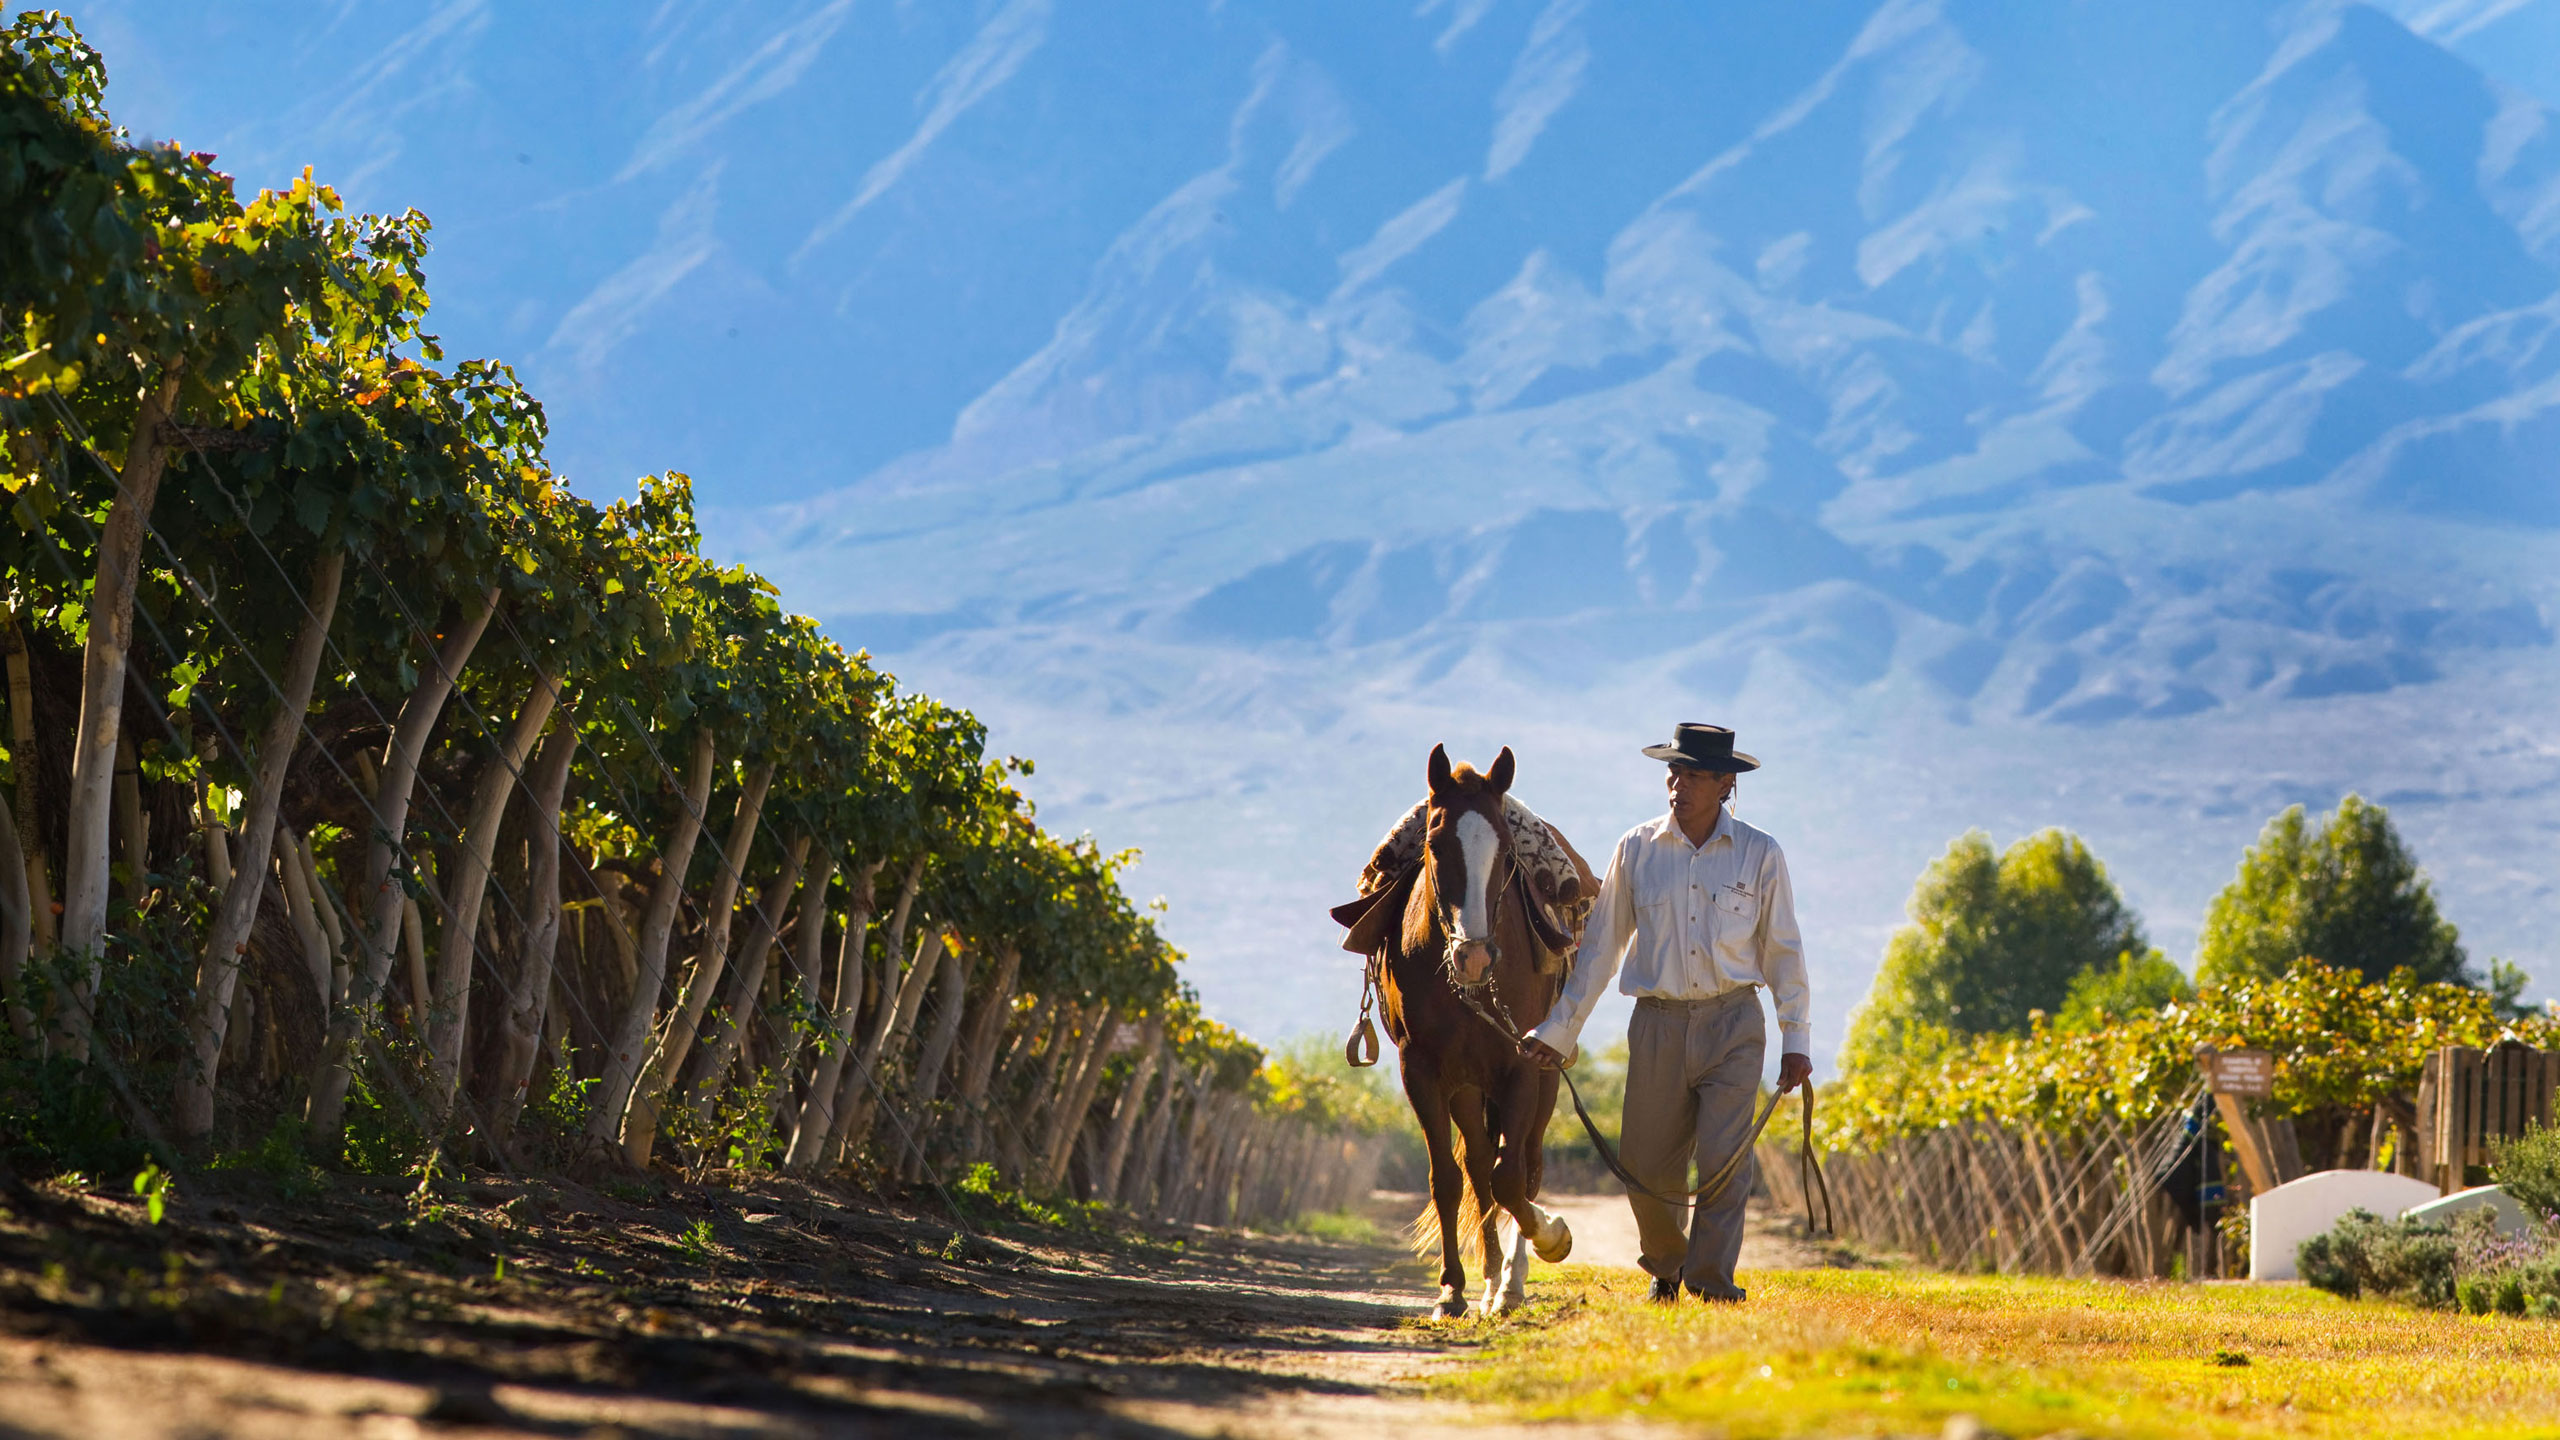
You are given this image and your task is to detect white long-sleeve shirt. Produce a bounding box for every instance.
[1526,805,1811,1064]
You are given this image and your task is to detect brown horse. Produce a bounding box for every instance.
[1378,744,1575,1318]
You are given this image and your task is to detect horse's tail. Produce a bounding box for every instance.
[1408,1128,1486,1262]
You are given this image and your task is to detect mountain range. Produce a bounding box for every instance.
[88,0,2560,1065]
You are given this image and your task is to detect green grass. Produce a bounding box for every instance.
[1285,1207,1390,1246]
[1439,1264,2560,1438]
[949,1161,1111,1235]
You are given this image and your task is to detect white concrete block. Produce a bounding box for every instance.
[2402,1184,2538,1236]
[2249,1169,2441,1282]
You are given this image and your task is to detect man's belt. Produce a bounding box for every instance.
[1635,986,1758,1012]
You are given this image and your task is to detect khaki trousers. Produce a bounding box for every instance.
[1620,988,1765,1298]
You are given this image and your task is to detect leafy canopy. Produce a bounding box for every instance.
[2195,795,2467,987]
[2054,948,2195,1033]
[1824,960,2555,1151]
[1842,828,2149,1072]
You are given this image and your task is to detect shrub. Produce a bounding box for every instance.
[204,1118,329,1198]
[2491,1122,2560,1230]
[952,1160,1104,1233]
[507,1059,598,1170]
[0,943,192,1179]
[2217,1203,2252,1277]
[338,1024,445,1177]
[2296,1209,2457,1307]
[2451,1256,2560,1317]
[2302,1205,2560,1316]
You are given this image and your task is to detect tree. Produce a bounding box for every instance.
[1842,828,2148,1072]
[4,17,431,1060]
[2195,795,2468,987]
[303,363,539,1139]
[2053,948,2194,1032]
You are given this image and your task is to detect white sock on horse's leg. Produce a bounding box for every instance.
[1481,1214,1514,1314]
[1496,1219,1531,1313]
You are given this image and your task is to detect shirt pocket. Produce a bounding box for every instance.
[1635,896,1675,940]
[1713,885,1759,927]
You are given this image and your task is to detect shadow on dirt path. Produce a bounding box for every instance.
[0,1168,1715,1437]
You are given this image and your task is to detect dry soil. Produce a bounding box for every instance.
[0,1164,1837,1439]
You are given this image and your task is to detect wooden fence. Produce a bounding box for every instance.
[1084,1061,1386,1229]
[1762,1043,2560,1279]
[1758,1084,2206,1278]
[865,990,1387,1232]
[2418,1041,2560,1193]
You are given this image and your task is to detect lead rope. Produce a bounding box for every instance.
[1453,949,1832,1234]
[1553,1040,1829,1233]
[1361,843,1835,1235]
[1465,851,1830,1232]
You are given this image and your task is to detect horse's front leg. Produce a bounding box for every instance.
[1489,1065,1573,1277]
[1404,1068,1469,1319]
[1450,1090,1512,1315]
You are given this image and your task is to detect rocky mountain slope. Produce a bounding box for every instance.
[94,0,2560,1060]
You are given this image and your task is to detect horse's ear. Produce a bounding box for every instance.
[1489,746,1515,794]
[1427,743,1454,799]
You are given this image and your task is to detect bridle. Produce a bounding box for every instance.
[1424,816,1523,1006]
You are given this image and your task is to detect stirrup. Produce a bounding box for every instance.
[1344,1015,1379,1068]
[1345,967,1382,1067]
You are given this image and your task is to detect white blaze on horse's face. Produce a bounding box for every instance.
[1447,809,1500,983]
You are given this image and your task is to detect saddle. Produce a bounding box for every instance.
[1328,861,1575,973]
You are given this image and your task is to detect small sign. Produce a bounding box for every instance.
[2202,1047,2275,1098]
[2197,1182,2227,1206]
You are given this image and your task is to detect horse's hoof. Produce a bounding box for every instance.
[1432,1287,1469,1320]
[1492,1287,1525,1316]
[1533,1214,1573,1263]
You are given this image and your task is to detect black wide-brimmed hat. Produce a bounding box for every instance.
[1641,722,1759,773]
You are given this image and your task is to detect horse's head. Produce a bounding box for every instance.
[1416,742,1516,987]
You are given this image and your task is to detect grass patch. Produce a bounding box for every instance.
[949,1162,1109,1236]
[1441,1265,2560,1438]
[1285,1207,1389,1246]
[203,1119,329,1199]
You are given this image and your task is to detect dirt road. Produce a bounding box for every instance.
[0,1171,1837,1438]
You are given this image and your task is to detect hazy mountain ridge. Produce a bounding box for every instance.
[84,0,2560,1054]
[717,0,2560,1047]
[739,0,2560,733]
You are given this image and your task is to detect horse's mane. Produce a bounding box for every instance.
[1402,783,1467,957]
[1401,849,1443,960]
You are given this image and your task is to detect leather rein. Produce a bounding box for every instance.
[1348,846,1835,1234]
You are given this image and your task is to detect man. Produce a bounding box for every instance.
[1519,722,1812,1304]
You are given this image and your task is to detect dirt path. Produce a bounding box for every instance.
[0,1172,1835,1438]
[1513,1189,1842,1276]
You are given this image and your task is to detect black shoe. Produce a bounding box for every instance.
[1647,1276,1680,1304]
[1689,1284,1747,1305]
